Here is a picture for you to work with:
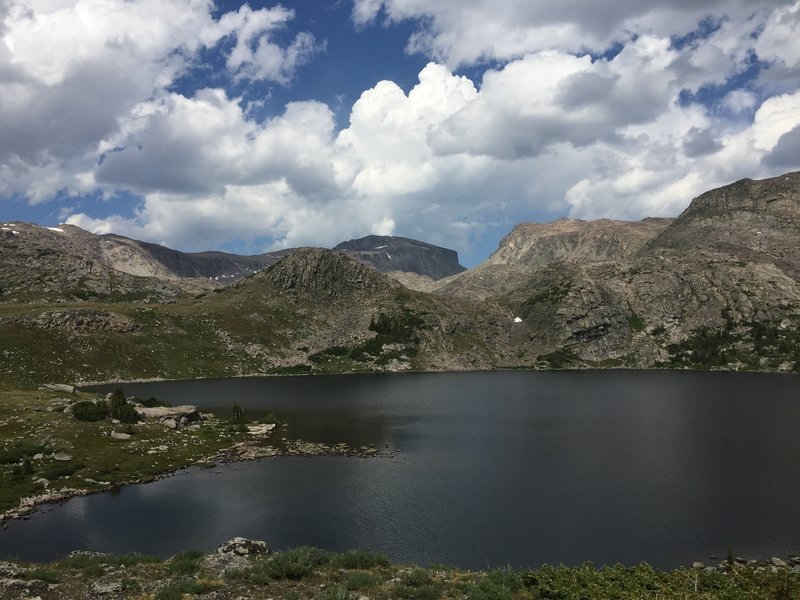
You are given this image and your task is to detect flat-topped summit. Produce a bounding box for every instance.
[334,235,465,280]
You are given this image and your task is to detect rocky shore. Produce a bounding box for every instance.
[1,536,798,600]
[0,387,380,528]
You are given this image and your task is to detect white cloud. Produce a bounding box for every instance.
[4,0,800,264]
[351,0,789,68]
[0,0,317,200]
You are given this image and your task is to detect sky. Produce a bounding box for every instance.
[1,0,800,267]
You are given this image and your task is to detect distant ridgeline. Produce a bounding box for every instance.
[1,171,800,386]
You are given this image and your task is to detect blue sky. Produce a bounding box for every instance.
[1,0,800,267]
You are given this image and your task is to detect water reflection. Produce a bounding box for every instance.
[2,371,798,568]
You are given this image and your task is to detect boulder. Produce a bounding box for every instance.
[110,431,131,440]
[0,562,25,578]
[90,580,123,595]
[40,383,75,393]
[202,538,270,575]
[216,537,271,557]
[135,405,201,421]
[247,423,277,436]
[53,453,72,462]
[771,557,788,568]
[162,418,178,430]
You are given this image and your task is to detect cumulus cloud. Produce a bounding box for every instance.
[3,0,800,264]
[0,0,317,200]
[351,0,789,67]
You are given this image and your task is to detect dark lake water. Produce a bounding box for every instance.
[2,370,800,569]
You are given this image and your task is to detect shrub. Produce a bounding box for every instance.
[393,568,443,600]
[319,585,358,600]
[627,313,646,332]
[41,461,85,479]
[167,550,204,575]
[332,550,391,570]
[265,546,330,580]
[156,579,219,600]
[139,397,170,408]
[72,400,108,422]
[108,388,139,423]
[466,568,523,600]
[0,442,45,464]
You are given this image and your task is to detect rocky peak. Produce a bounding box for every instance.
[333,235,466,280]
[485,217,673,269]
[643,171,800,279]
[262,248,400,300]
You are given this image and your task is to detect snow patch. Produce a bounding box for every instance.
[46,227,65,233]
[385,252,392,260]
[513,317,522,323]
[375,245,387,249]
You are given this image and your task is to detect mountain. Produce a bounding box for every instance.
[0,222,289,302]
[334,235,466,280]
[438,171,800,368]
[436,217,673,300]
[641,172,800,280]
[0,224,463,302]
[1,171,799,388]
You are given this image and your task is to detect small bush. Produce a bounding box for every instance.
[41,461,85,479]
[266,546,330,580]
[393,568,443,600]
[466,568,523,600]
[0,442,45,464]
[72,401,108,422]
[108,388,139,423]
[322,346,350,356]
[25,568,60,584]
[627,313,646,332]
[341,570,383,591]
[156,579,219,600]
[139,397,170,408]
[167,550,204,575]
[332,550,391,570]
[319,585,358,600]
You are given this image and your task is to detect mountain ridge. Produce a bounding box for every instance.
[1,171,800,387]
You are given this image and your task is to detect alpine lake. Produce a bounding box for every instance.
[1,370,799,570]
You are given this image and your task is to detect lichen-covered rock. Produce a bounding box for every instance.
[216,537,271,557]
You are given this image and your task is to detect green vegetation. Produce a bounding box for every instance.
[72,400,109,422]
[348,309,426,363]
[0,389,254,513]
[664,316,800,371]
[4,540,799,598]
[627,313,646,332]
[166,550,205,576]
[138,396,170,408]
[108,388,139,423]
[537,348,579,369]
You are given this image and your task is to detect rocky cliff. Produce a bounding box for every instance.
[334,235,466,280]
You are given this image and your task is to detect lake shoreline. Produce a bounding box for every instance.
[1,537,798,599]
